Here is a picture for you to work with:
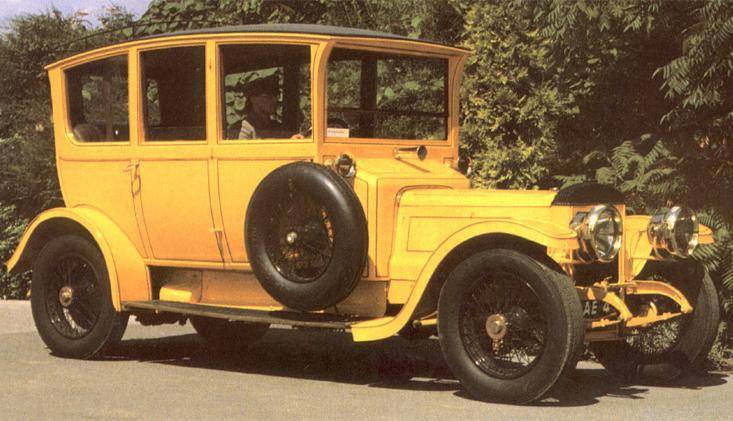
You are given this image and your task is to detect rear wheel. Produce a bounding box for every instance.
[590,261,719,381]
[438,249,583,404]
[30,235,128,359]
[190,316,269,350]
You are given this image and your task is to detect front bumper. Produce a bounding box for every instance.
[579,279,692,341]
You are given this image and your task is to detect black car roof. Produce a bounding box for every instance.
[140,23,468,51]
[47,23,468,69]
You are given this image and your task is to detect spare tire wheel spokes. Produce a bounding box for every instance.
[265,189,334,284]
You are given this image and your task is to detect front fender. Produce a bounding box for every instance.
[352,218,577,341]
[389,218,578,281]
[5,207,149,310]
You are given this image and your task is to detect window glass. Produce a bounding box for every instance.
[327,48,448,140]
[141,46,206,141]
[219,44,311,140]
[327,59,360,109]
[65,54,129,142]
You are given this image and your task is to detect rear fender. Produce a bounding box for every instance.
[5,207,149,310]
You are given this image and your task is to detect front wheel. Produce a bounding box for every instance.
[590,261,719,381]
[30,235,128,359]
[438,249,583,404]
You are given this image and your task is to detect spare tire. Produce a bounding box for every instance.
[245,161,368,311]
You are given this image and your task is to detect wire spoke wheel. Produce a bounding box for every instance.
[31,235,129,359]
[625,295,688,358]
[44,253,101,339]
[459,271,547,380]
[264,179,335,283]
[590,261,720,381]
[438,249,582,404]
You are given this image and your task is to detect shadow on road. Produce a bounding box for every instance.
[104,327,728,406]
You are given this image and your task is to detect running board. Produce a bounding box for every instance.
[122,300,353,329]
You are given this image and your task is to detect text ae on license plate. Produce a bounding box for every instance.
[582,300,614,319]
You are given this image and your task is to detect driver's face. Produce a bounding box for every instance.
[250,92,277,115]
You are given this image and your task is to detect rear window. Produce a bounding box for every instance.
[65,54,129,142]
[327,48,448,141]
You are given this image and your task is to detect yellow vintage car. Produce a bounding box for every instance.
[5,24,720,404]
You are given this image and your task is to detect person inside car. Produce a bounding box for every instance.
[238,75,303,140]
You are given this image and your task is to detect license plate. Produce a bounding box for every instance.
[582,300,614,319]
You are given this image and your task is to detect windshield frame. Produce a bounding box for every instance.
[321,42,460,147]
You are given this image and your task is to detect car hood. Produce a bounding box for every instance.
[397,188,559,208]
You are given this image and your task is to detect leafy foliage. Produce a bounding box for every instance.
[696,211,733,314]
[0,204,29,299]
[558,139,684,214]
[137,0,327,33]
[456,1,577,189]
[135,0,463,44]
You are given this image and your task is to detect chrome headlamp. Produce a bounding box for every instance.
[570,204,623,262]
[647,206,699,257]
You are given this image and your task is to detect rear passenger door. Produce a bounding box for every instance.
[58,53,148,257]
[133,44,222,262]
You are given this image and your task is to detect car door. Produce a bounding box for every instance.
[133,44,222,262]
[56,52,149,257]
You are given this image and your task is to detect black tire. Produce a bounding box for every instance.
[245,161,368,311]
[590,260,720,381]
[438,249,583,404]
[190,316,269,350]
[545,267,586,380]
[30,235,128,359]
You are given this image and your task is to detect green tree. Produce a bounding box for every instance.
[533,0,733,346]
[136,0,462,45]
[456,1,577,189]
[531,0,732,218]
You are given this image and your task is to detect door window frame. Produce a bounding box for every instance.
[322,42,457,147]
[135,41,209,146]
[213,39,318,146]
[60,50,132,147]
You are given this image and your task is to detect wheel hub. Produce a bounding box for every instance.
[285,231,298,245]
[485,313,508,340]
[59,286,74,308]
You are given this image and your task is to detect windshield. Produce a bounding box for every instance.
[327,48,448,141]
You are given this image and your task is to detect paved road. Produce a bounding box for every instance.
[1,300,730,420]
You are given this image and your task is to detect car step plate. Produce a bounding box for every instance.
[122,300,355,329]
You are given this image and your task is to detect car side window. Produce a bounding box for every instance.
[219,44,311,140]
[65,54,129,142]
[327,48,448,141]
[141,46,206,142]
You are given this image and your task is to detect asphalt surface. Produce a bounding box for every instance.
[1,300,731,420]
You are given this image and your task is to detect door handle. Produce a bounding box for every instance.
[123,161,140,173]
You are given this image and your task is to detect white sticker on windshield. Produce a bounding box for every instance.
[327,127,350,138]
